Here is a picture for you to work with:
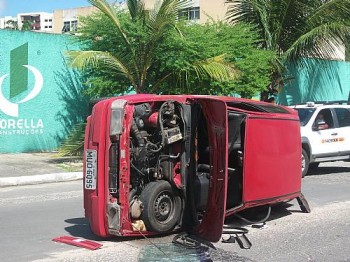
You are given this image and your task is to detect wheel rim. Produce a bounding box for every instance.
[154,191,174,224]
[301,153,305,172]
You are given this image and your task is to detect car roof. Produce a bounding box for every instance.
[290,101,350,109]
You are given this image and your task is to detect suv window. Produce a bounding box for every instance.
[295,108,315,126]
[335,108,350,127]
[313,109,334,129]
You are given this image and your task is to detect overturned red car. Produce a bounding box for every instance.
[83,94,309,242]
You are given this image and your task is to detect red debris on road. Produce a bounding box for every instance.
[52,236,102,250]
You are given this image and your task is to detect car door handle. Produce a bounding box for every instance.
[331,133,338,136]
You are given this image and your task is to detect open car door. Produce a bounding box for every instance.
[191,98,228,242]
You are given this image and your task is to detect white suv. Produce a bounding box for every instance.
[292,102,350,177]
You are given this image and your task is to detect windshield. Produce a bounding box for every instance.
[294,108,315,126]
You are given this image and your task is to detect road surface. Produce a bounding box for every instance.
[0,162,349,261]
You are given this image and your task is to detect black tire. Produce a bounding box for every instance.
[140,180,182,233]
[302,148,309,178]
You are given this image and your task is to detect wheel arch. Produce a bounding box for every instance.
[301,137,311,160]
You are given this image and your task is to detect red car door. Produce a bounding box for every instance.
[242,114,302,205]
[193,98,228,242]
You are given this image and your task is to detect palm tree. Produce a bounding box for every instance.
[226,0,350,94]
[67,0,237,94]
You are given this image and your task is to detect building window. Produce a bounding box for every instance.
[71,20,78,31]
[62,21,70,32]
[62,20,78,33]
[45,19,48,22]
[335,108,350,127]
[179,7,200,21]
[49,19,52,22]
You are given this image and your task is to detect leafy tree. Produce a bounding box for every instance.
[226,0,350,97]
[5,20,18,30]
[21,20,34,31]
[59,1,274,156]
[68,0,237,95]
[75,10,273,97]
[151,22,275,97]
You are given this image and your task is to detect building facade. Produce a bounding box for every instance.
[17,12,53,32]
[144,0,227,23]
[1,0,228,34]
[0,30,87,153]
[0,16,18,30]
[53,6,98,34]
[0,12,53,32]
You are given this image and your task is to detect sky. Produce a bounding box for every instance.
[0,0,92,17]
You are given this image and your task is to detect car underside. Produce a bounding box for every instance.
[84,95,309,242]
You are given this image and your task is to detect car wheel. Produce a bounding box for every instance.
[302,148,309,178]
[140,180,182,233]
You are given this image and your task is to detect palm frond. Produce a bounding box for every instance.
[87,0,138,69]
[57,122,86,157]
[190,55,240,82]
[226,0,272,48]
[226,0,350,61]
[151,55,239,91]
[148,0,188,38]
[66,50,137,87]
[307,0,350,26]
[87,0,128,43]
[127,0,146,20]
[132,0,190,89]
[285,22,350,62]
[151,0,189,21]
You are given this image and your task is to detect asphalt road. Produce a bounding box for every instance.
[0,161,349,262]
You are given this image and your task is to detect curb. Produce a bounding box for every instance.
[0,172,83,188]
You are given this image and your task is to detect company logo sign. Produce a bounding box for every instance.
[0,65,43,117]
[0,43,44,136]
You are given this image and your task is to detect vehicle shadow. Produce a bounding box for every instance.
[307,165,350,177]
[224,202,296,228]
[63,217,167,243]
[64,202,302,243]
[64,217,106,241]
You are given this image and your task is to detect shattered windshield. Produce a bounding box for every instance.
[294,108,316,126]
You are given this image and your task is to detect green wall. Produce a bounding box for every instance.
[0,30,88,153]
[278,59,350,105]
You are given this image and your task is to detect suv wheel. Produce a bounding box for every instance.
[302,148,309,178]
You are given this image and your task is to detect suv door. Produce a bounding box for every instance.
[333,108,350,155]
[308,108,339,157]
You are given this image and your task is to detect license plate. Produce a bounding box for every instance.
[85,149,97,190]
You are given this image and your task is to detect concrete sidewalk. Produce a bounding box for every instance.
[0,153,83,187]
